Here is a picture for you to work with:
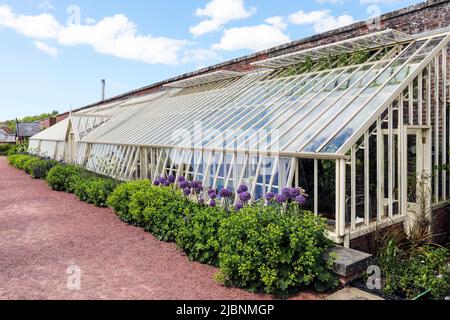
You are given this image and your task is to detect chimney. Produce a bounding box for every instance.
[101,79,106,101]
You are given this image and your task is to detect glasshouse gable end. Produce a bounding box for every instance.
[29,22,450,247]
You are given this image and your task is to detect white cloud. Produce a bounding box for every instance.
[85,17,96,25]
[190,0,256,36]
[38,1,54,11]
[0,5,212,65]
[289,10,354,33]
[212,19,290,52]
[0,4,61,39]
[181,48,222,64]
[33,40,59,57]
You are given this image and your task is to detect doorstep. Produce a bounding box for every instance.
[326,287,384,300]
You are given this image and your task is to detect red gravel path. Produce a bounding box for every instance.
[0,157,322,300]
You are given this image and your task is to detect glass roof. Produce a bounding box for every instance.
[252,29,414,69]
[73,31,449,157]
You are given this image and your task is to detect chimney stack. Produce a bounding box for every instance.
[101,79,106,101]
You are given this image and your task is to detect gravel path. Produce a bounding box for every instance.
[0,157,322,300]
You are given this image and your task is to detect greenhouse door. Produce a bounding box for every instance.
[403,127,431,228]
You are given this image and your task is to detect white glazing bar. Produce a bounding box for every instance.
[435,56,440,203]
[376,118,383,223]
[212,152,224,189]
[398,94,404,217]
[418,71,423,125]
[153,148,163,179]
[122,146,135,179]
[442,48,447,201]
[224,153,235,189]
[160,149,170,178]
[202,152,214,187]
[110,145,124,178]
[388,104,393,219]
[427,64,431,125]
[339,159,346,238]
[409,83,413,125]
[314,159,318,215]
[351,146,356,231]
[234,154,248,205]
[175,149,186,181]
[168,149,178,175]
[267,157,279,193]
[286,158,297,188]
[250,157,263,200]
[364,131,370,226]
[193,151,203,180]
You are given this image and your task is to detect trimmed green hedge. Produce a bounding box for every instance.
[0,144,12,156]
[29,159,59,179]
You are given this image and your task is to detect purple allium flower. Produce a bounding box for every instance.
[177,176,185,183]
[240,191,251,202]
[183,188,191,196]
[179,181,188,189]
[281,187,290,197]
[219,188,232,198]
[199,198,205,205]
[167,174,176,183]
[159,176,166,184]
[237,184,248,194]
[276,194,287,204]
[191,181,199,189]
[195,186,203,193]
[289,188,300,199]
[163,180,170,187]
[207,188,217,198]
[153,180,160,186]
[235,201,243,211]
[265,192,275,201]
[295,195,306,205]
[209,200,216,207]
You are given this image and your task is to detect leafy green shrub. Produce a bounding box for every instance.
[7,154,39,173]
[176,205,228,266]
[378,239,449,299]
[216,204,338,296]
[107,180,153,222]
[29,159,59,179]
[74,177,119,207]
[46,164,81,191]
[6,144,28,157]
[0,144,12,156]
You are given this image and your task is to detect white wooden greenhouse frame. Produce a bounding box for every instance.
[29,28,450,245]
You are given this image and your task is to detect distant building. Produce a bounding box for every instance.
[16,122,41,144]
[0,127,15,144]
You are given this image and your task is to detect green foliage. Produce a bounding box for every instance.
[6,144,28,156]
[217,204,338,296]
[7,154,39,173]
[176,205,228,266]
[3,111,58,133]
[0,144,12,156]
[73,177,119,207]
[46,164,81,191]
[378,239,450,299]
[29,159,59,179]
[107,179,153,222]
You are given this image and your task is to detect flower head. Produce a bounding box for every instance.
[295,195,306,205]
[153,180,160,186]
[163,180,171,187]
[209,200,216,207]
[265,192,275,201]
[208,188,217,199]
[281,187,290,198]
[234,201,243,211]
[237,184,248,194]
[289,188,300,199]
[177,176,185,183]
[167,174,176,183]
[219,188,232,198]
[183,188,191,196]
[276,194,287,204]
[191,181,199,189]
[179,181,188,189]
[159,176,166,184]
[199,198,205,205]
[240,191,251,202]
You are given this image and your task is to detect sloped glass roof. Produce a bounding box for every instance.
[75,31,449,157]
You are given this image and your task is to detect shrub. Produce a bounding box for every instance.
[378,239,449,299]
[46,164,81,191]
[107,180,153,222]
[29,159,59,179]
[216,204,338,296]
[0,144,12,156]
[6,144,28,157]
[7,154,39,173]
[176,205,228,266]
[74,177,119,207]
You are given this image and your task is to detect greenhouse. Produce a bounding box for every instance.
[29,28,450,245]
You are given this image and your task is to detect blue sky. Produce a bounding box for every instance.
[0,0,423,121]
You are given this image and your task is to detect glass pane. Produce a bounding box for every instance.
[407,134,417,202]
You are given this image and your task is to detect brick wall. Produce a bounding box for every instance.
[55,0,449,118]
